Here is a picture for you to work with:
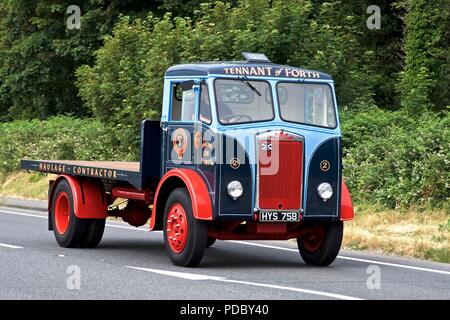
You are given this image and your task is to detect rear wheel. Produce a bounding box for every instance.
[297,221,343,266]
[51,180,87,248]
[163,188,207,267]
[80,219,105,248]
[51,179,105,248]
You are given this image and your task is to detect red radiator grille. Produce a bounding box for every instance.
[258,135,303,210]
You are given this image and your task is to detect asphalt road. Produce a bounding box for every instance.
[1,206,449,300]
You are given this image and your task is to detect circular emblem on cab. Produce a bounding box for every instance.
[320,160,330,172]
[230,158,240,170]
[172,128,189,159]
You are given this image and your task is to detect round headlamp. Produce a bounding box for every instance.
[317,182,333,201]
[227,181,243,200]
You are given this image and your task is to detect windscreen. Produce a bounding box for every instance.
[215,79,274,125]
[277,83,336,128]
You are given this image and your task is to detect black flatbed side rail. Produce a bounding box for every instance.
[21,159,143,190]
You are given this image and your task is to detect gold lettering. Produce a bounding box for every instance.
[257,67,265,75]
[224,68,230,74]
[285,68,292,77]
[312,72,320,78]
[299,70,307,78]
[249,67,257,75]
[241,67,249,75]
[265,67,273,76]
[113,171,117,179]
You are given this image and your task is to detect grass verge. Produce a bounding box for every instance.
[343,206,450,263]
[1,171,449,263]
[0,171,54,200]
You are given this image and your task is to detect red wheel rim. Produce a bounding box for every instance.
[166,203,188,254]
[303,224,325,252]
[55,192,70,234]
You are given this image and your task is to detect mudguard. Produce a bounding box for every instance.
[150,168,213,230]
[49,175,108,219]
[340,181,354,221]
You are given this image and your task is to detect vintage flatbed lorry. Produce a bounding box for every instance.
[22,53,354,267]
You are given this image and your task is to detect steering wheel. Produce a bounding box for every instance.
[221,114,253,123]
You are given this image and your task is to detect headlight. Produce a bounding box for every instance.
[317,182,333,201]
[227,181,243,200]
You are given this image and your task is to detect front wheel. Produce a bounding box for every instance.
[206,237,216,248]
[297,221,343,266]
[163,188,208,267]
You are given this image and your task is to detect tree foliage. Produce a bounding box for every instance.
[0,0,157,120]
[0,0,448,209]
[398,0,450,112]
[76,0,382,152]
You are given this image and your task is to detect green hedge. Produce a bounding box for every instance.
[341,109,449,209]
[0,116,135,172]
[1,112,448,210]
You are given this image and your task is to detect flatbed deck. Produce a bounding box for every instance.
[21,159,142,188]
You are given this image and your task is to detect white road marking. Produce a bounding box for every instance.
[0,209,149,232]
[2,208,449,276]
[229,240,450,276]
[125,266,363,300]
[126,266,226,281]
[0,242,23,249]
[230,240,298,252]
[336,256,450,276]
[105,224,148,232]
[0,210,46,219]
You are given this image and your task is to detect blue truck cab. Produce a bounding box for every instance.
[22,53,354,267]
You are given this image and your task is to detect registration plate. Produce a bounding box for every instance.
[259,211,300,222]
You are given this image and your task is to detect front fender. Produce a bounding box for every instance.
[150,168,213,230]
[340,181,354,221]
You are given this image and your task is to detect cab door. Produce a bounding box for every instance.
[194,82,217,212]
[163,80,198,173]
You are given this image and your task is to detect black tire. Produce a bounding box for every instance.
[163,188,208,267]
[51,180,88,248]
[297,221,343,266]
[80,219,105,248]
[206,237,216,248]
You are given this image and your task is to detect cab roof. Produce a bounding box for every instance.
[165,61,332,81]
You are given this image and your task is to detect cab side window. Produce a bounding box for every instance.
[170,83,196,122]
[199,84,212,124]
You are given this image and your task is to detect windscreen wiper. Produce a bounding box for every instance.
[239,76,262,96]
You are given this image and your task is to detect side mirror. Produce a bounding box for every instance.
[180,80,196,92]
